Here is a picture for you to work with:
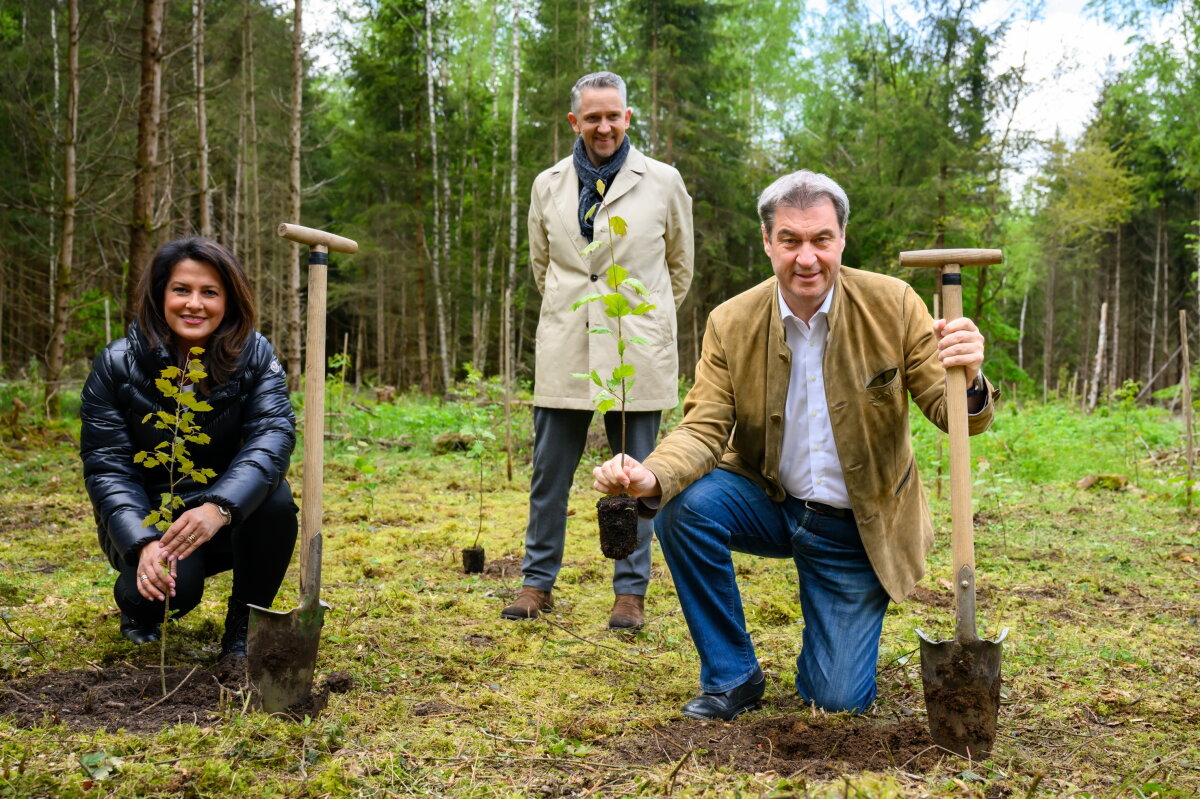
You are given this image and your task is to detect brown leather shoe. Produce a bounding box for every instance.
[608,594,645,630]
[500,586,554,620]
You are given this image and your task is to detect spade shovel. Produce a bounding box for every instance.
[247,223,357,713]
[903,248,1008,760]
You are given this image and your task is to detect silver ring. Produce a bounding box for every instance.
[139,574,149,581]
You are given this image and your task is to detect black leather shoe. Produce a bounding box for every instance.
[220,599,250,659]
[681,669,765,721]
[120,614,161,645]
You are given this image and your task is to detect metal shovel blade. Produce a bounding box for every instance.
[246,534,329,713]
[916,626,1008,759]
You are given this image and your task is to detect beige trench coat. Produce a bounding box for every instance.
[643,269,999,603]
[528,146,694,411]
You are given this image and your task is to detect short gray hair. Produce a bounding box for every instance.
[757,170,850,234]
[570,71,627,114]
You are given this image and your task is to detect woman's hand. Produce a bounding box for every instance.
[136,541,176,601]
[160,503,227,562]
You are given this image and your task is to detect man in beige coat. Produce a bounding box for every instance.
[594,170,997,719]
[501,71,694,629]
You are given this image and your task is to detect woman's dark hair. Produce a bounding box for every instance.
[134,237,256,385]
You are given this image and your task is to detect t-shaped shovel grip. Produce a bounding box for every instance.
[277,222,358,602]
[900,248,1001,641]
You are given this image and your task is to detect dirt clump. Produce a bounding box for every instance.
[610,715,942,778]
[483,555,522,579]
[324,670,356,694]
[596,496,638,560]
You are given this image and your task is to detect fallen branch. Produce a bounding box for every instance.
[137,665,199,715]
[542,618,641,667]
[0,613,46,660]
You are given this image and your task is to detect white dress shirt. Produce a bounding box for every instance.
[777,287,852,509]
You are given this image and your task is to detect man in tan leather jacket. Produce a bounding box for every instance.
[594,170,996,720]
[502,71,694,630]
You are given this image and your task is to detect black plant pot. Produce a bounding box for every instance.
[462,547,486,574]
[597,495,638,560]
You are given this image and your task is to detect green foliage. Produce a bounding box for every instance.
[134,349,216,533]
[571,180,656,420]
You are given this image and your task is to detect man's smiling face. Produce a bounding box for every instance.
[763,199,846,323]
[567,87,631,166]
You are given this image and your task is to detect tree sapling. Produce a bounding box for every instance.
[133,346,216,694]
[458,365,499,573]
[571,179,656,560]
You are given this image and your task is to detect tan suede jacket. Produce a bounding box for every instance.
[643,268,997,602]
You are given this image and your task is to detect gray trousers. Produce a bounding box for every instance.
[522,406,661,595]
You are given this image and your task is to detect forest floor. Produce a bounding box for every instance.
[0,389,1198,797]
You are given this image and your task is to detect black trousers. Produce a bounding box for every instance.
[114,480,299,624]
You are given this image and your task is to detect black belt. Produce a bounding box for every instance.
[802,500,854,522]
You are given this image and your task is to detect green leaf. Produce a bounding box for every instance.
[579,240,603,257]
[623,277,650,295]
[590,369,603,388]
[596,397,617,414]
[157,411,175,425]
[201,468,216,479]
[613,364,635,379]
[177,392,198,410]
[133,451,147,464]
[605,263,629,289]
[602,293,632,317]
[155,440,170,450]
[584,203,599,222]
[587,326,612,335]
[628,336,651,346]
[610,216,627,236]
[189,346,204,355]
[186,433,211,445]
[172,495,186,509]
[631,302,656,316]
[595,178,606,196]
[155,379,178,397]
[160,366,182,380]
[190,470,209,484]
[142,511,161,528]
[194,401,213,412]
[570,294,602,311]
[141,413,153,424]
[155,520,169,533]
[186,370,206,383]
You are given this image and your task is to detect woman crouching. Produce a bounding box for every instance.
[80,237,298,658]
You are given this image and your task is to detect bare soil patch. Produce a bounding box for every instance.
[611,714,945,778]
[483,554,522,579]
[0,661,353,732]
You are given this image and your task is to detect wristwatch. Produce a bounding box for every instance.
[208,501,232,526]
[966,371,986,397]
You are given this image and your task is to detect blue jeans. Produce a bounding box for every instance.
[654,469,891,712]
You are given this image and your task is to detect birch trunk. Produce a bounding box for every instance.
[45,0,78,418]
[1147,206,1163,384]
[286,0,303,391]
[1041,260,1057,402]
[194,0,211,236]
[1088,301,1107,412]
[503,0,522,482]
[424,2,452,392]
[128,0,164,320]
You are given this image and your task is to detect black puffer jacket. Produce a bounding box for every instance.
[80,321,296,569]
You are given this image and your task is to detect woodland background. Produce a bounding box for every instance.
[0,0,1197,409]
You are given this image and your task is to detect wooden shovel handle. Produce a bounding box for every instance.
[940,263,978,641]
[299,249,326,601]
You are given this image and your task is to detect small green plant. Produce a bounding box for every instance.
[133,346,216,694]
[459,364,499,550]
[349,451,379,520]
[570,178,656,465]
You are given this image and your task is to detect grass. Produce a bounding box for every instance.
[0,386,1198,797]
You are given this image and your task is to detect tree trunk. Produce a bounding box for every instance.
[1041,260,1057,402]
[1017,288,1027,372]
[503,0,522,482]
[1088,301,1107,412]
[424,2,452,393]
[128,0,165,320]
[1147,205,1163,385]
[194,0,211,237]
[286,0,303,391]
[244,0,263,290]
[1108,225,1121,392]
[46,0,78,418]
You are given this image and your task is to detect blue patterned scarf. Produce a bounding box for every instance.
[573,136,631,242]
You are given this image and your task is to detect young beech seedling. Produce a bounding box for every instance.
[571,179,656,560]
[133,346,216,694]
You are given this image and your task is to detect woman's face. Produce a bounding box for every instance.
[163,258,226,349]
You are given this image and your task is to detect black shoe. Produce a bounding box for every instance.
[681,669,765,721]
[120,614,161,645]
[220,599,250,659]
